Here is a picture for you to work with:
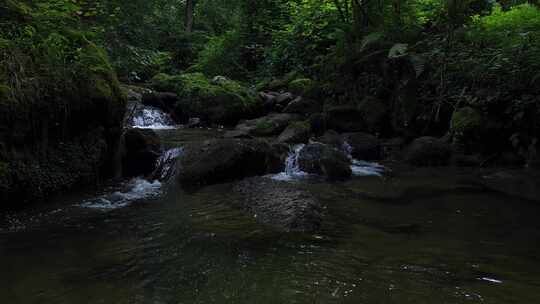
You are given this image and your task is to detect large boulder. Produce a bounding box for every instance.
[277,121,310,144]
[405,137,453,166]
[122,129,162,178]
[142,92,178,111]
[176,139,280,188]
[275,92,295,108]
[233,177,322,232]
[283,96,322,115]
[343,132,381,160]
[287,78,317,97]
[0,41,126,206]
[259,92,279,112]
[316,130,344,150]
[228,113,302,137]
[325,105,364,132]
[298,143,352,181]
[150,73,263,125]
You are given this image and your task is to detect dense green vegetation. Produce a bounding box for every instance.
[1,0,540,204]
[0,0,126,205]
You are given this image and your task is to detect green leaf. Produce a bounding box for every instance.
[388,43,408,59]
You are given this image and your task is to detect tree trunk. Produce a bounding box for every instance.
[185,0,194,33]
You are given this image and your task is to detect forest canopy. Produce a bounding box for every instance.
[1,0,540,160]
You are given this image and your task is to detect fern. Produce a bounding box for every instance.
[388,43,408,59]
[360,32,384,51]
[409,54,426,77]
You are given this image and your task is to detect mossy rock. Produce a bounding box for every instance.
[277,121,311,144]
[288,78,317,97]
[0,84,12,103]
[260,71,301,92]
[151,72,262,125]
[78,43,125,102]
[357,96,388,134]
[151,73,185,92]
[71,43,126,131]
[450,107,483,150]
[451,107,482,135]
[255,120,275,135]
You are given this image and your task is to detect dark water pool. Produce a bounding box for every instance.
[1,129,539,304]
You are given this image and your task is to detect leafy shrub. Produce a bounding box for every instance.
[195,30,247,79]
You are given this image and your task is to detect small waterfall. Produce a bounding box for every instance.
[271,144,308,181]
[152,147,184,181]
[80,178,162,210]
[80,147,183,211]
[342,141,386,177]
[130,106,175,129]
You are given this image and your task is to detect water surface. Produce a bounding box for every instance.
[1,129,539,304]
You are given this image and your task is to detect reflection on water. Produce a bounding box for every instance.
[1,130,540,304]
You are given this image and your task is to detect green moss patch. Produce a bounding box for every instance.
[288,78,315,96]
[151,72,261,124]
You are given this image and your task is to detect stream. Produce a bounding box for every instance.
[1,109,540,303]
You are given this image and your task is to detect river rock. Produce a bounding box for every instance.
[186,117,202,128]
[480,170,540,203]
[277,122,310,144]
[275,92,294,106]
[298,143,352,181]
[123,129,162,178]
[259,92,278,112]
[176,139,280,188]
[283,96,322,115]
[232,113,301,137]
[142,92,178,111]
[343,132,381,160]
[233,177,322,232]
[325,105,364,132]
[316,130,344,149]
[405,136,452,166]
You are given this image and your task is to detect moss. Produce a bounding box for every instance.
[255,120,275,134]
[450,107,483,151]
[0,84,12,101]
[288,78,315,96]
[289,120,310,131]
[92,78,113,100]
[152,72,261,124]
[151,73,181,92]
[451,107,482,134]
[4,0,31,16]
[255,78,271,91]
[78,43,124,103]
[263,71,301,91]
[357,96,388,133]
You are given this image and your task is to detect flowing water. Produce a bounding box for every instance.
[129,105,176,130]
[1,128,540,304]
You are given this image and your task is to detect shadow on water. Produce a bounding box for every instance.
[1,129,540,304]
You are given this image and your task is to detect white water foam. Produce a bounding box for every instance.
[271,141,386,181]
[154,147,184,181]
[343,141,385,177]
[131,107,176,129]
[270,144,309,181]
[350,159,385,177]
[479,277,503,284]
[80,178,162,210]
